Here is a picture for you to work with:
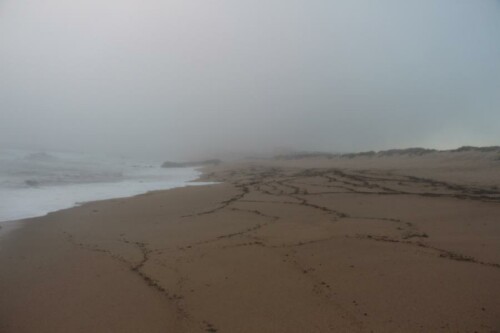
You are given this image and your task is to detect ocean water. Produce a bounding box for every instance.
[0,149,209,222]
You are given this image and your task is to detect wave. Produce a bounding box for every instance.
[0,149,210,222]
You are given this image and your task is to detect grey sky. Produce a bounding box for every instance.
[1,0,499,159]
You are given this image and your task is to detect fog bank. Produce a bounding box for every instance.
[1,0,499,159]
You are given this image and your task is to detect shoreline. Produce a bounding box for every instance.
[0,180,217,247]
[1,158,499,332]
[0,166,214,224]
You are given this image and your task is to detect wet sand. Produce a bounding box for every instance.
[1,154,499,332]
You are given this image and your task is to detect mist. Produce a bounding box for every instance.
[1,0,499,160]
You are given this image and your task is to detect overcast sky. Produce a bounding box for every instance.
[1,0,499,159]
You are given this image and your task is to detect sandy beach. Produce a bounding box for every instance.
[1,152,499,332]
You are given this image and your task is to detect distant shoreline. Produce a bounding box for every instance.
[275,145,500,160]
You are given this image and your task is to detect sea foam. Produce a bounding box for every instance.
[0,149,209,222]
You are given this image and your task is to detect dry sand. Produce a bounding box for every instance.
[1,152,499,332]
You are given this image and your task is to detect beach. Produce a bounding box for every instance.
[1,152,499,332]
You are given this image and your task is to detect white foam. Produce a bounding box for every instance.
[0,150,212,222]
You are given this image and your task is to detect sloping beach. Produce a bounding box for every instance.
[1,151,499,332]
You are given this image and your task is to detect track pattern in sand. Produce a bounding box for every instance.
[59,166,500,332]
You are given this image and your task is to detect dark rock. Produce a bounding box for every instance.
[25,179,40,187]
[161,159,221,168]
